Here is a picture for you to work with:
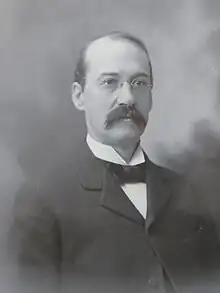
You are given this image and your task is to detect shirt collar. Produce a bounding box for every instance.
[86,134,145,166]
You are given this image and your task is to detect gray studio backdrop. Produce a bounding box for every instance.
[0,0,220,290]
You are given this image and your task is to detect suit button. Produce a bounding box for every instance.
[199,225,203,231]
[196,225,204,233]
[148,277,159,288]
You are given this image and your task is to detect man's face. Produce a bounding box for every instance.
[73,37,152,147]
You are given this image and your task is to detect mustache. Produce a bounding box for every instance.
[105,105,146,129]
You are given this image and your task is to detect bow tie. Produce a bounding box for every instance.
[107,162,146,184]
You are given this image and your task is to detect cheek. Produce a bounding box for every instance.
[85,89,114,114]
[136,93,152,115]
[84,91,114,125]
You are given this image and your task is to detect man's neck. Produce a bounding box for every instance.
[113,141,140,164]
[86,134,145,166]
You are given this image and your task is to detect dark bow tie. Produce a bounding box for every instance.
[107,162,146,185]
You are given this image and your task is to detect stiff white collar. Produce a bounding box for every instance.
[86,134,145,166]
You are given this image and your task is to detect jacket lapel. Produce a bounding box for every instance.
[145,158,174,230]
[100,163,145,226]
[77,142,173,228]
[77,143,145,225]
[75,138,104,191]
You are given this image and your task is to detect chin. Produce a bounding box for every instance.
[105,126,142,146]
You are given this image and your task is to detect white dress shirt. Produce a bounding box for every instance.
[86,134,147,219]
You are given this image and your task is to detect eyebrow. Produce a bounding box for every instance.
[98,73,119,79]
[130,72,150,80]
[98,72,150,80]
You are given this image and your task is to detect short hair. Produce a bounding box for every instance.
[73,31,153,90]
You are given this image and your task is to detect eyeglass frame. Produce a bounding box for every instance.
[96,73,153,93]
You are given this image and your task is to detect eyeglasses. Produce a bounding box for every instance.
[98,76,153,93]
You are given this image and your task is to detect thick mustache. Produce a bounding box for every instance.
[105,105,146,128]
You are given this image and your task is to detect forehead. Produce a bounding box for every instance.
[85,37,151,78]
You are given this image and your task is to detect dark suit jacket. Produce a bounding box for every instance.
[8,141,220,293]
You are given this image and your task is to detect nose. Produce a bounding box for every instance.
[117,82,135,106]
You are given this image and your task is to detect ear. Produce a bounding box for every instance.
[71,82,84,111]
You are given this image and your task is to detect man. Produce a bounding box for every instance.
[8,32,220,293]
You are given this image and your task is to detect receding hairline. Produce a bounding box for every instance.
[84,33,151,67]
[74,31,153,89]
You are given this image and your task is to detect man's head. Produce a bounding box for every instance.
[72,31,153,147]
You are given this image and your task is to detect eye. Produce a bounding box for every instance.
[99,78,119,92]
[131,79,147,87]
[102,78,118,85]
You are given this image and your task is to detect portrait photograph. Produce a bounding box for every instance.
[1,0,220,292]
